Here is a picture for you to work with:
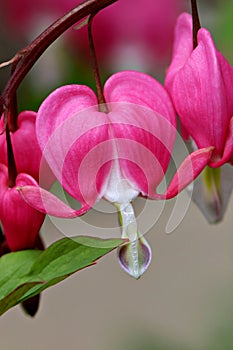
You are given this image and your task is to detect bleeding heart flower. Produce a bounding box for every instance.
[0,111,54,188]
[165,13,233,222]
[165,13,233,166]
[18,70,213,278]
[0,164,45,251]
[0,111,42,182]
[0,111,53,251]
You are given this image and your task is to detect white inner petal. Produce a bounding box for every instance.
[103,160,139,205]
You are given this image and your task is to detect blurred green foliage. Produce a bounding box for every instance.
[214,0,233,62]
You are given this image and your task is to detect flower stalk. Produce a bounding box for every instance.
[191,0,201,48]
[88,14,108,112]
[5,124,17,188]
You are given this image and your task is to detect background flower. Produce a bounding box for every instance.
[0,0,187,70]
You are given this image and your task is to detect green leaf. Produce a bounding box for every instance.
[0,250,43,297]
[0,250,43,316]
[0,236,123,316]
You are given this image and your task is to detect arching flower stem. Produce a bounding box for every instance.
[7,62,19,132]
[0,0,118,118]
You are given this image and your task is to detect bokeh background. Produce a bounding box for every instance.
[1,0,233,349]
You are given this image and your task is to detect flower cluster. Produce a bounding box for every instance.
[0,0,232,284]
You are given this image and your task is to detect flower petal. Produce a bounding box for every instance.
[0,111,42,182]
[160,147,214,199]
[0,167,45,251]
[104,71,177,197]
[165,13,233,160]
[117,236,152,279]
[116,202,151,279]
[36,85,98,150]
[37,86,113,206]
[190,164,233,223]
[104,70,176,127]
[106,103,176,197]
[208,112,233,167]
[165,13,193,86]
[18,185,90,218]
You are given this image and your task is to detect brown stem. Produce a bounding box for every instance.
[8,93,18,132]
[7,62,19,132]
[0,0,118,117]
[191,0,201,49]
[5,123,17,187]
[88,15,108,113]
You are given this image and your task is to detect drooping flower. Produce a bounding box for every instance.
[0,111,42,182]
[165,13,233,166]
[165,13,233,222]
[0,111,54,188]
[0,111,51,251]
[0,165,45,251]
[18,70,213,277]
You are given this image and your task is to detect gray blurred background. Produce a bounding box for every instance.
[2,194,233,350]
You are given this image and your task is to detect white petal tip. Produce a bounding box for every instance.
[117,236,152,279]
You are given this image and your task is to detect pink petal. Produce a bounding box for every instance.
[0,111,42,182]
[18,185,90,218]
[37,85,113,206]
[104,70,176,127]
[103,71,177,198]
[36,85,98,150]
[158,147,214,199]
[165,13,233,159]
[209,117,233,167]
[107,103,177,197]
[165,13,193,87]
[0,167,45,251]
